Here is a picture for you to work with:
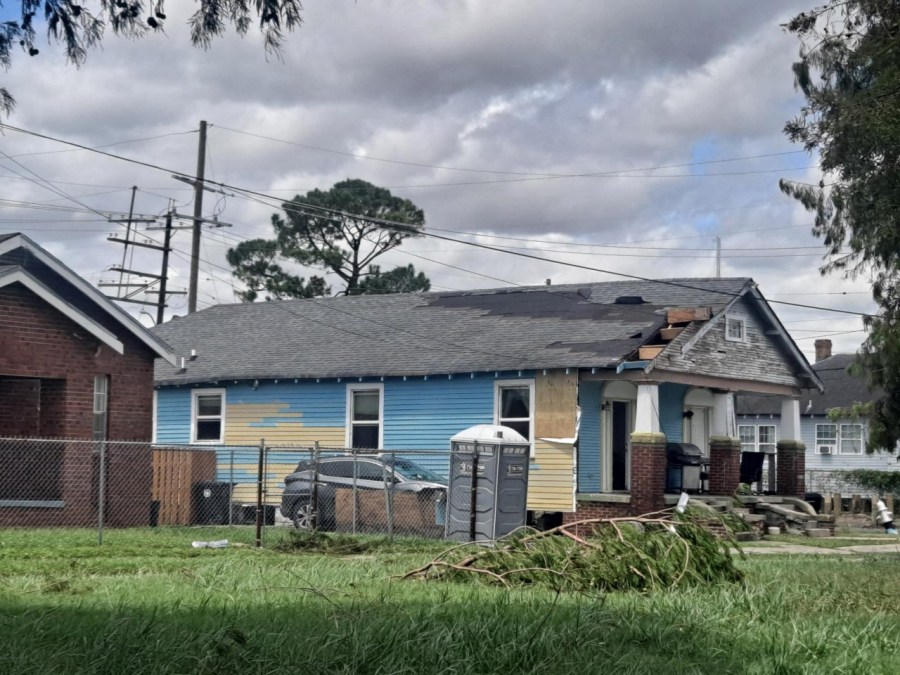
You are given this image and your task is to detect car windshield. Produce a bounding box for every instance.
[387,458,446,484]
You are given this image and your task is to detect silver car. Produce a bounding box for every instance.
[281,455,447,531]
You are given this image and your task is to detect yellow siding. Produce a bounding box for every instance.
[527,370,577,512]
[224,402,345,446]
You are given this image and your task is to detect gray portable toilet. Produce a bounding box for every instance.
[446,424,531,542]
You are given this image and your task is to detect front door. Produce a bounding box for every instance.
[611,401,630,491]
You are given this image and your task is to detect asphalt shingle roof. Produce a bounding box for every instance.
[736,353,877,415]
[153,278,752,385]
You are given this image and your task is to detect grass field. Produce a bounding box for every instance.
[1,527,899,674]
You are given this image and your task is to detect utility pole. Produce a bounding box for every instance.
[188,120,208,314]
[715,236,721,278]
[157,211,173,325]
[115,186,138,297]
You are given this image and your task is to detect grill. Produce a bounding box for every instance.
[665,442,709,493]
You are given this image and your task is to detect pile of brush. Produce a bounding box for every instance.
[403,511,743,592]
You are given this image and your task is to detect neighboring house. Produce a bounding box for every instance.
[0,232,176,526]
[737,339,899,496]
[152,278,821,520]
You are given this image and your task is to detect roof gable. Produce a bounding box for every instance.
[0,233,176,365]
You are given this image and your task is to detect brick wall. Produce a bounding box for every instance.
[0,284,158,527]
[630,433,667,515]
[0,285,155,439]
[708,437,741,495]
[777,441,806,497]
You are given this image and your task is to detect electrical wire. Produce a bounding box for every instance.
[0,122,872,318]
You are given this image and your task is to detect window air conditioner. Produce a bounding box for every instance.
[818,445,833,455]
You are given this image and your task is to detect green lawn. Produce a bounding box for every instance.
[1,527,898,674]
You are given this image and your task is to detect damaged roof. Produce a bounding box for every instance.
[153,278,753,385]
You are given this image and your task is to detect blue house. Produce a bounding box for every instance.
[152,279,821,520]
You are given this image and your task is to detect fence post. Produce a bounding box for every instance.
[312,441,320,531]
[228,447,235,526]
[352,450,358,534]
[382,455,393,539]
[97,441,106,545]
[255,438,265,548]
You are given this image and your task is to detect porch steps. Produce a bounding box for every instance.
[664,494,834,537]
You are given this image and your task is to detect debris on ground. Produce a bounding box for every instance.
[403,511,743,592]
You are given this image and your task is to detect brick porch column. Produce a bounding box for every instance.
[630,432,667,515]
[776,440,806,497]
[777,398,805,496]
[708,436,741,495]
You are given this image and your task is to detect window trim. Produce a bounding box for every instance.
[725,315,746,343]
[190,388,226,444]
[839,423,864,455]
[738,424,777,453]
[815,423,838,455]
[345,383,384,449]
[494,379,535,456]
[92,374,110,442]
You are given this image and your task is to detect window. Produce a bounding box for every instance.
[738,424,777,452]
[92,375,109,442]
[840,424,863,455]
[347,384,383,449]
[814,423,863,455]
[738,425,755,453]
[495,380,534,444]
[191,389,225,443]
[725,315,746,342]
[815,424,837,454]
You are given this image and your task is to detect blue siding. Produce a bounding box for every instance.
[578,381,603,493]
[383,372,532,476]
[155,371,535,483]
[659,383,689,442]
[155,387,192,443]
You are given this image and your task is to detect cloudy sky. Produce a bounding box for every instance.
[0,1,874,360]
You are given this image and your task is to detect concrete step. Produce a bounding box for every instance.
[805,528,831,538]
[741,514,766,523]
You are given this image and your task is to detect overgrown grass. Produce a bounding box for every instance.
[0,527,898,673]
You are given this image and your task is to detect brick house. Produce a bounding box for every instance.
[0,233,175,526]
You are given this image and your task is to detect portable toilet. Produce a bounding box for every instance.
[446,424,531,542]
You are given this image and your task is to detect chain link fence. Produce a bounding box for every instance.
[0,437,450,544]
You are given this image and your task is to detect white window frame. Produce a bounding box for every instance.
[815,423,838,455]
[92,374,109,442]
[725,315,746,342]
[738,424,777,453]
[345,383,384,449]
[494,379,535,456]
[190,388,226,444]
[839,423,864,455]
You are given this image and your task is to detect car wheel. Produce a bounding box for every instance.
[292,502,316,530]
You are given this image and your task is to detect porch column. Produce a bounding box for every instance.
[709,391,740,495]
[777,398,806,497]
[634,383,660,433]
[630,383,665,515]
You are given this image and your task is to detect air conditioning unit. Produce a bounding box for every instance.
[818,445,833,455]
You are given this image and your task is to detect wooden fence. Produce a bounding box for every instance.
[151,449,216,525]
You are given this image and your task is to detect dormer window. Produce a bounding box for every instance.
[725,315,746,342]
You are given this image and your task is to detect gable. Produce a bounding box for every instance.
[651,294,813,392]
[0,233,175,365]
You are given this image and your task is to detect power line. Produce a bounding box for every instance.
[0,122,870,319]
[213,124,808,179]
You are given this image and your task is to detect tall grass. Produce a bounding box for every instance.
[0,527,898,673]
